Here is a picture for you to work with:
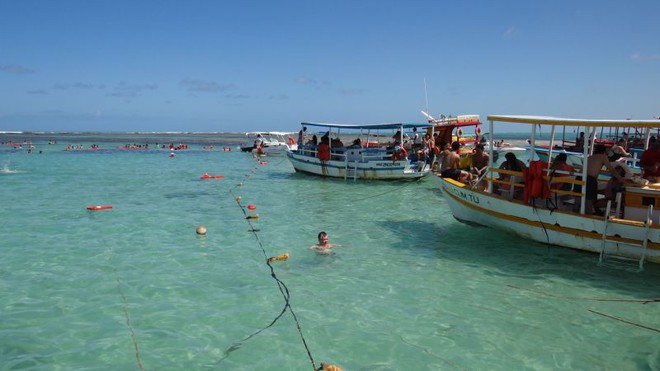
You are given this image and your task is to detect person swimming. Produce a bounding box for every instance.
[309,231,342,254]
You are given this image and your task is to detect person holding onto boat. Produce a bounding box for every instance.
[584,144,625,214]
[440,141,472,183]
[640,137,660,182]
[309,231,342,254]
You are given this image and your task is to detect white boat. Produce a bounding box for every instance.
[286,122,431,180]
[241,132,297,156]
[437,115,660,268]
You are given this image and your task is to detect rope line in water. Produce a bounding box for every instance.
[506,284,660,303]
[113,268,145,370]
[214,158,318,370]
[588,309,660,333]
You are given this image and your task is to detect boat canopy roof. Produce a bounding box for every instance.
[488,115,660,128]
[300,122,430,130]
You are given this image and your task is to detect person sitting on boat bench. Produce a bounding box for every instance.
[440,141,472,183]
[493,152,526,198]
[583,144,625,214]
[593,164,627,216]
[470,144,489,190]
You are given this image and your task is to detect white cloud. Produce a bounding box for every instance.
[1,64,35,74]
[631,52,660,61]
[503,26,518,38]
[180,79,236,92]
[295,76,318,85]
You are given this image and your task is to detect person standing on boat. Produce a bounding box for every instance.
[411,127,422,152]
[318,135,330,176]
[298,126,307,147]
[440,141,472,183]
[584,144,625,214]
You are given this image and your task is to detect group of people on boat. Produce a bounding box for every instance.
[436,132,660,216]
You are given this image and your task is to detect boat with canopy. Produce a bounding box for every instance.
[437,114,660,269]
[286,122,432,180]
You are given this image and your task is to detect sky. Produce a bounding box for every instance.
[1,0,659,133]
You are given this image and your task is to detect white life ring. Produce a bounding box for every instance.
[475,127,482,135]
[457,128,463,136]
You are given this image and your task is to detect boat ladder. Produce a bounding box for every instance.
[344,160,358,181]
[599,197,652,271]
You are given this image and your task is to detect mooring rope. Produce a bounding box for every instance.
[213,158,318,370]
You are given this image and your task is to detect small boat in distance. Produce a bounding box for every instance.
[240,132,297,155]
[437,114,660,268]
[286,122,431,180]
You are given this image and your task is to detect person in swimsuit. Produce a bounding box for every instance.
[439,141,472,183]
[309,231,342,254]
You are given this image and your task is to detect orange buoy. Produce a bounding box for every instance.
[200,173,224,179]
[321,364,344,371]
[247,204,256,210]
[86,205,113,211]
[267,253,289,263]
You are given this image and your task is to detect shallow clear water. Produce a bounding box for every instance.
[2,137,660,371]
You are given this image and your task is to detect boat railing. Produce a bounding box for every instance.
[489,168,526,199]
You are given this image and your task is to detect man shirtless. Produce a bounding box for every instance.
[439,141,472,183]
[309,231,342,255]
[585,144,625,213]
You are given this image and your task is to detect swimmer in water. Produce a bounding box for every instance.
[309,231,342,254]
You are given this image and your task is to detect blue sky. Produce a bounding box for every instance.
[1,0,659,132]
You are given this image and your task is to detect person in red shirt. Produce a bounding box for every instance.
[640,138,660,182]
[391,146,408,162]
[318,137,330,176]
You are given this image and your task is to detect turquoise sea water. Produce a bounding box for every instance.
[2,134,660,371]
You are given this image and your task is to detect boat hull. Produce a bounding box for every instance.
[438,176,660,264]
[287,151,428,180]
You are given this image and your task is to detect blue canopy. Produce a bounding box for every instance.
[300,122,430,130]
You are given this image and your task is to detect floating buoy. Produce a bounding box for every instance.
[247,204,256,210]
[246,214,259,220]
[235,196,242,201]
[267,253,289,263]
[169,153,175,157]
[200,173,224,179]
[86,205,113,211]
[196,225,207,235]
